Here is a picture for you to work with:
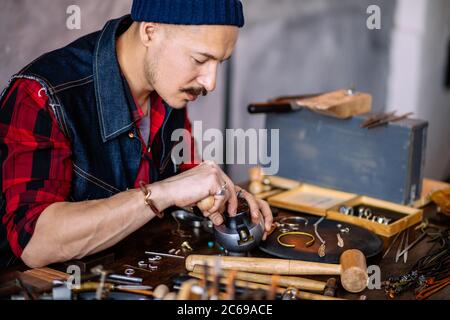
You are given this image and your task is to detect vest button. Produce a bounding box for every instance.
[128,132,135,139]
[147,147,151,153]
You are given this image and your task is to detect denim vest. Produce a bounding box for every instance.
[0,15,186,266]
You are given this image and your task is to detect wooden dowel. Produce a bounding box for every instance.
[186,255,342,276]
[191,265,326,292]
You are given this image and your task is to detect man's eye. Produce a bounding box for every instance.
[193,58,206,65]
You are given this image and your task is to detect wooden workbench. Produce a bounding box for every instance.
[2,189,449,300]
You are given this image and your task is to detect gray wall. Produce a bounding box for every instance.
[228,0,396,180]
[3,1,446,185]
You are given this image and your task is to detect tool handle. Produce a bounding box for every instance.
[197,196,215,212]
[188,272,344,301]
[247,102,294,114]
[186,255,341,276]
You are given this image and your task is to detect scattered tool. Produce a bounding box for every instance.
[145,251,185,260]
[361,111,397,128]
[191,265,326,292]
[363,112,414,129]
[186,249,368,293]
[323,278,338,297]
[248,89,372,119]
[314,217,327,258]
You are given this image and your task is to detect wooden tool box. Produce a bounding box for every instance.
[265,109,428,205]
[268,183,423,237]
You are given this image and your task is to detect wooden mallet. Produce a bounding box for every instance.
[186,249,368,293]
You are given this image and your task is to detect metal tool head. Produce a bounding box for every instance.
[214,199,264,254]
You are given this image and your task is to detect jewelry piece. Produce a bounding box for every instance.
[124,268,135,276]
[337,233,344,248]
[339,206,354,216]
[363,208,373,219]
[358,207,366,218]
[215,182,227,196]
[139,181,164,218]
[279,216,309,228]
[277,232,315,248]
[313,217,327,258]
[148,256,162,262]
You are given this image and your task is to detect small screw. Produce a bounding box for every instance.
[181,241,193,251]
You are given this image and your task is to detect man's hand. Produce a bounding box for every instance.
[161,161,273,239]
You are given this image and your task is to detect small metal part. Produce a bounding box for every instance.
[281,288,298,300]
[124,268,135,276]
[181,241,194,251]
[175,249,181,255]
[337,224,342,229]
[376,216,386,225]
[318,244,326,258]
[148,265,158,271]
[110,273,143,284]
[279,216,309,227]
[363,208,373,219]
[168,249,176,254]
[138,261,148,268]
[358,207,366,218]
[339,206,354,216]
[340,227,350,234]
[323,278,338,297]
[148,256,162,262]
[313,217,327,258]
[145,251,185,259]
[277,231,315,248]
[337,233,344,248]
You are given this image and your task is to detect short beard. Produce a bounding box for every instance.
[144,55,158,91]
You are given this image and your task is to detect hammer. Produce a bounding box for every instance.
[186,249,368,293]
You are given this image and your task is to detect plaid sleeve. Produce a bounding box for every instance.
[0,79,73,258]
[178,111,201,172]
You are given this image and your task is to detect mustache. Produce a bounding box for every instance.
[181,87,208,97]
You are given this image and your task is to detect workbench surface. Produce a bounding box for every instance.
[2,201,449,301]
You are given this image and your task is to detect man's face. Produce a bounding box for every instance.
[144,24,239,109]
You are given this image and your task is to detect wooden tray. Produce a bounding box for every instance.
[267,184,358,216]
[268,184,423,237]
[327,196,423,237]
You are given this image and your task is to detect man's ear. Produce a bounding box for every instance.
[139,22,159,47]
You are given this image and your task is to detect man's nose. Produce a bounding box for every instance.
[197,64,218,92]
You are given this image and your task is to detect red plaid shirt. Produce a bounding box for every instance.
[0,79,199,259]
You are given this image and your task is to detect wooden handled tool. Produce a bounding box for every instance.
[188,272,344,301]
[186,249,368,293]
[197,196,215,212]
[191,265,326,292]
[248,89,372,119]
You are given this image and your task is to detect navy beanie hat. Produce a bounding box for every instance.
[131,0,245,27]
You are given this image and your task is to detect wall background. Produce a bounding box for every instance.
[0,0,449,183]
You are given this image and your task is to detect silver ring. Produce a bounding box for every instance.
[215,183,227,196]
[124,268,135,276]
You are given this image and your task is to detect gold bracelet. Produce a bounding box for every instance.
[277,232,315,248]
[139,181,164,219]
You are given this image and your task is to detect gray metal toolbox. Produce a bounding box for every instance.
[265,109,428,205]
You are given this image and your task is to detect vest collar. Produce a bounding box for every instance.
[94,15,135,142]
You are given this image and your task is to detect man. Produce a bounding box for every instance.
[0,0,273,269]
